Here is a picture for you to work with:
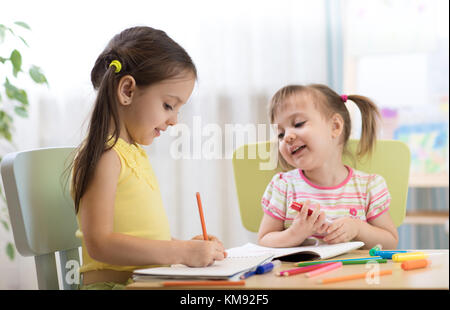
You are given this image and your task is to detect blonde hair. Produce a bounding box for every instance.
[268,84,380,171]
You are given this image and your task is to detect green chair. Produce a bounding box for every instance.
[232,140,411,233]
[1,147,80,290]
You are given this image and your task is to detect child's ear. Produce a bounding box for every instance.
[331,113,344,139]
[117,75,136,106]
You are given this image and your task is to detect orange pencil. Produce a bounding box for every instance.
[163,280,245,287]
[318,269,393,284]
[196,192,208,240]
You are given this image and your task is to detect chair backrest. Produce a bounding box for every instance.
[1,147,81,290]
[232,140,411,233]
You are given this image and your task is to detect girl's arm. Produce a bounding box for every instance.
[257,214,309,247]
[258,202,328,247]
[79,149,225,267]
[356,212,399,249]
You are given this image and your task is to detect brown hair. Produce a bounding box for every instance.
[268,84,380,171]
[71,26,197,213]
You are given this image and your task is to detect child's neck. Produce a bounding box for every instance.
[302,162,349,188]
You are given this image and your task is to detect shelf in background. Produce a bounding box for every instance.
[408,172,449,188]
[404,211,449,225]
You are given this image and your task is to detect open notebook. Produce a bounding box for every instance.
[132,241,364,280]
[133,252,274,280]
[227,241,365,262]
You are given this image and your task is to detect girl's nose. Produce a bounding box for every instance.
[167,112,179,126]
[283,130,296,143]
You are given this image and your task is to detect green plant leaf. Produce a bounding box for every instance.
[10,49,22,77]
[29,65,48,85]
[14,21,31,30]
[0,128,12,141]
[14,106,28,118]
[6,242,15,260]
[4,78,29,106]
[18,35,29,47]
[0,56,6,64]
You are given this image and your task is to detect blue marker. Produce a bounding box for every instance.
[373,250,408,259]
[240,260,281,279]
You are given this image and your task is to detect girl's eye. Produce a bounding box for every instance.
[295,121,306,128]
[278,132,285,139]
[163,103,173,111]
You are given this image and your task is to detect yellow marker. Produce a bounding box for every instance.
[392,252,426,262]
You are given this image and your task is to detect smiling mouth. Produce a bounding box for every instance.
[291,145,306,155]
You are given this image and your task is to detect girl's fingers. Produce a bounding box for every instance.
[207,235,219,242]
[326,231,347,244]
[300,200,310,219]
[324,228,346,243]
[326,220,343,234]
[310,204,321,222]
[316,221,328,234]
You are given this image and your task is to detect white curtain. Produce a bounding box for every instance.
[0,0,328,288]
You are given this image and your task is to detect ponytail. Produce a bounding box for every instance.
[72,65,121,213]
[347,94,380,158]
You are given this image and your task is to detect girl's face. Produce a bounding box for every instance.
[119,71,195,145]
[274,92,341,171]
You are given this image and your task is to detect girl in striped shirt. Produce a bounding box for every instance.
[258,84,399,249]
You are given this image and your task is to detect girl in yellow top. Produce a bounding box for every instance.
[71,26,226,289]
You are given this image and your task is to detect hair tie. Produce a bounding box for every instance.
[109,60,122,73]
[340,94,348,103]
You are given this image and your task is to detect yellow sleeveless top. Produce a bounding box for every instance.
[75,137,171,273]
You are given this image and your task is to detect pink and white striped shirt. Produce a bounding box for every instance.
[261,166,391,231]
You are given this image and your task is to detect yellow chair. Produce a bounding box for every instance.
[232,140,411,233]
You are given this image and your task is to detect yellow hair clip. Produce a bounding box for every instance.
[109,60,122,73]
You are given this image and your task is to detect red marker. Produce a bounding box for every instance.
[291,202,313,216]
[290,202,332,224]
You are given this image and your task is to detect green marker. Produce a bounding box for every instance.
[342,258,387,265]
[369,244,383,256]
[296,256,383,267]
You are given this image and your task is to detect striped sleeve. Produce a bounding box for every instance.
[366,174,391,221]
[261,173,288,221]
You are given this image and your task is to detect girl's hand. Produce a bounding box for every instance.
[191,234,222,244]
[289,201,328,241]
[182,239,227,267]
[323,217,360,244]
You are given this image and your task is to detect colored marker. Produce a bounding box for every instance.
[277,262,336,277]
[342,258,387,265]
[305,262,342,278]
[240,260,281,279]
[163,280,245,287]
[392,252,426,262]
[240,270,257,280]
[296,256,382,267]
[317,269,393,284]
[290,202,332,223]
[373,250,408,259]
[401,259,430,271]
[369,244,382,256]
[401,254,445,270]
[392,252,445,263]
[256,260,281,274]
